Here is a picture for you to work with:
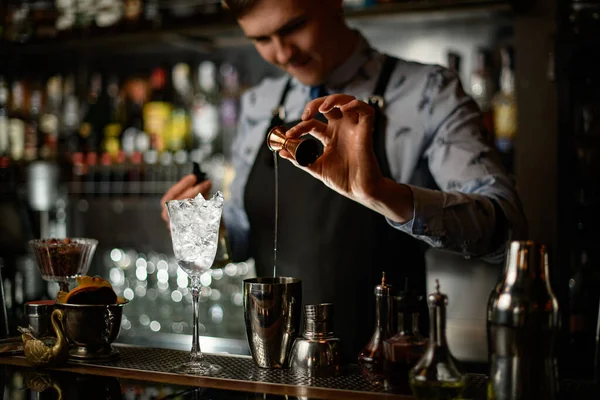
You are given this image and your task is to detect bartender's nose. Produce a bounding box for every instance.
[272,37,294,66]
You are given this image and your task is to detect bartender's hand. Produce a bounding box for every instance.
[160,175,212,226]
[282,94,414,224]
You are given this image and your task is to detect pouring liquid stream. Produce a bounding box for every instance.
[273,152,278,278]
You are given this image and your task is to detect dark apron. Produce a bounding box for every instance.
[244,56,427,363]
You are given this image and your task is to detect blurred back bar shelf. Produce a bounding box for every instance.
[0,0,514,54]
[0,0,520,358]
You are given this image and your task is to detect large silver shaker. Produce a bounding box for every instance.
[289,303,341,377]
[243,277,302,369]
[487,241,560,400]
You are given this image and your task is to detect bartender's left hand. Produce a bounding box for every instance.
[281,94,414,224]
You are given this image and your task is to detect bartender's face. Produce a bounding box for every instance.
[237,0,345,86]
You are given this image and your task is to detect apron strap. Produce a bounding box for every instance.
[269,78,293,128]
[369,55,398,179]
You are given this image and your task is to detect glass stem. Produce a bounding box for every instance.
[190,275,204,363]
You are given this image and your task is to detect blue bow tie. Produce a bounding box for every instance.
[309,84,327,100]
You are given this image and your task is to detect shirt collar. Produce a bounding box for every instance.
[290,31,377,93]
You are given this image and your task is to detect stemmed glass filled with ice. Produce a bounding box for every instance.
[165,191,224,375]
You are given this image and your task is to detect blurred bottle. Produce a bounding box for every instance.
[128,151,143,196]
[168,63,192,152]
[39,75,62,161]
[79,72,104,153]
[193,61,220,155]
[122,0,142,31]
[62,74,81,155]
[102,74,124,159]
[55,0,76,39]
[6,0,33,43]
[492,46,517,172]
[143,0,162,30]
[24,81,42,162]
[142,149,159,196]
[31,0,58,41]
[0,77,9,158]
[470,48,495,144]
[8,80,27,162]
[98,152,112,196]
[75,0,95,37]
[94,0,122,35]
[144,67,172,152]
[122,74,149,157]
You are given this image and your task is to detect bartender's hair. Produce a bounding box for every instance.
[222,0,259,18]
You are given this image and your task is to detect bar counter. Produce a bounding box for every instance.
[0,344,493,399]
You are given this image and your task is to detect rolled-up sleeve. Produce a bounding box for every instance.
[388,66,527,263]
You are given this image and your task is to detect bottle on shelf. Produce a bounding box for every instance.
[79,72,104,154]
[62,73,81,156]
[94,0,123,35]
[193,61,221,156]
[470,48,495,145]
[8,80,27,162]
[144,66,172,152]
[55,0,76,39]
[102,74,124,158]
[0,77,9,158]
[30,0,59,41]
[122,0,143,31]
[492,45,517,172]
[39,74,62,161]
[24,80,43,162]
[168,62,192,153]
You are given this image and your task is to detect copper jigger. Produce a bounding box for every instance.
[267,126,322,166]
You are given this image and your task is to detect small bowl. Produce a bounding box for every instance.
[29,238,98,286]
[55,301,128,362]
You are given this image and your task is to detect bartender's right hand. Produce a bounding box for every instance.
[160,174,212,225]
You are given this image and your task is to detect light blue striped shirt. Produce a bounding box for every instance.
[224,33,527,264]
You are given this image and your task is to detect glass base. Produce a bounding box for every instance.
[170,360,222,376]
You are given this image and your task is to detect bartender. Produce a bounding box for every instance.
[161,0,527,361]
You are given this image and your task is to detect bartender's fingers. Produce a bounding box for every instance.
[339,99,375,129]
[160,179,212,223]
[302,94,356,121]
[161,174,197,204]
[285,119,330,144]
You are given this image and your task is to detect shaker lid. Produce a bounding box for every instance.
[304,303,333,322]
[375,271,394,296]
[428,280,448,308]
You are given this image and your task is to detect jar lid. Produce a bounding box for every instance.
[25,300,55,316]
[375,271,394,296]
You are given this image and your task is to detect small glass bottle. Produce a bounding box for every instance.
[409,280,465,400]
[383,281,428,394]
[358,272,395,385]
